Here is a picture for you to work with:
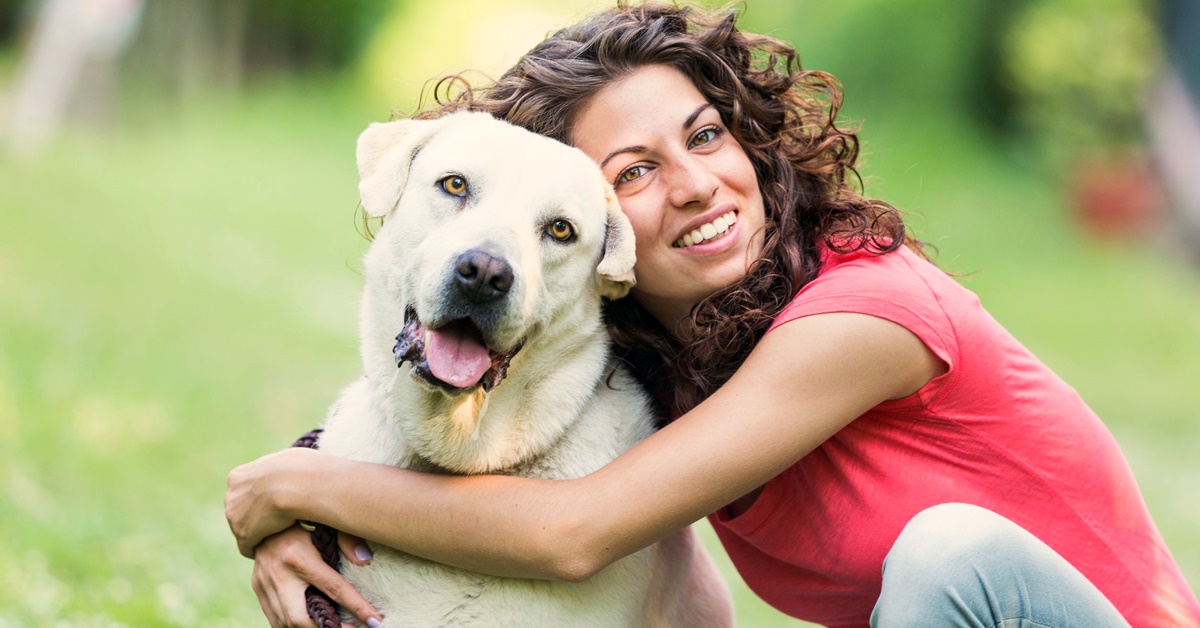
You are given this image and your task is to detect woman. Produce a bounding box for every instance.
[225,4,1200,626]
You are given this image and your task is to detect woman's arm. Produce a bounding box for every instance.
[227,312,944,581]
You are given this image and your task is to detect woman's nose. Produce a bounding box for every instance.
[665,155,719,208]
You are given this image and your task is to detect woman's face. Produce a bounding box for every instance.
[570,64,766,329]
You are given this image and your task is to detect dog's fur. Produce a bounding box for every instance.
[316,112,733,627]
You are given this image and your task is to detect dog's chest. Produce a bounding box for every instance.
[332,418,658,627]
[345,542,656,628]
[318,377,660,627]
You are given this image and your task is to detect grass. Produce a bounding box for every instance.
[1,79,1197,626]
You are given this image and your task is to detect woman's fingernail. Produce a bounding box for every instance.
[368,618,383,628]
[355,544,373,563]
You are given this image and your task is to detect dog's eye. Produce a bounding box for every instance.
[546,220,575,242]
[440,175,468,197]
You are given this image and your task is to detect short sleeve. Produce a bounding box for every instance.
[768,246,959,409]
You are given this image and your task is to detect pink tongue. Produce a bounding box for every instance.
[425,324,492,388]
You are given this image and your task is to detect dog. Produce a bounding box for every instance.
[314,111,734,627]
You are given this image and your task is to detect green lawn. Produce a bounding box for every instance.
[1,80,1197,626]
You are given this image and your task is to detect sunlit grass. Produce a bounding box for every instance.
[1,79,1196,626]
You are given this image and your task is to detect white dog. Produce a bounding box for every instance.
[315,111,733,627]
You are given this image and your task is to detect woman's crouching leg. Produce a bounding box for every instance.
[870,503,1128,628]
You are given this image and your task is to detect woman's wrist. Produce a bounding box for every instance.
[272,447,337,524]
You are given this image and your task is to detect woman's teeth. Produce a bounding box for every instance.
[674,211,737,248]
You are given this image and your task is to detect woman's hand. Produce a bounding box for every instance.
[227,447,330,557]
[252,525,383,628]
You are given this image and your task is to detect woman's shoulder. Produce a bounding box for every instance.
[773,245,962,330]
[817,243,949,288]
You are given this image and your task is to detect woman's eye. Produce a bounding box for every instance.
[546,219,575,242]
[440,175,468,197]
[690,127,720,147]
[618,166,648,184]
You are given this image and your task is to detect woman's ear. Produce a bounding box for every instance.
[356,116,454,218]
[596,187,637,300]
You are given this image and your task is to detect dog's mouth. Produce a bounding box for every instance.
[393,309,523,394]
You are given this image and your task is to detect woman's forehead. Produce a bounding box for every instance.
[571,66,714,155]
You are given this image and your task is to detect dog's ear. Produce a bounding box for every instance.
[356,116,453,217]
[596,187,637,300]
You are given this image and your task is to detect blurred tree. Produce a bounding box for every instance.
[737,0,1018,126]
[242,0,392,72]
[2,0,395,153]
[124,0,392,98]
[1002,0,1161,156]
[3,0,144,156]
[1001,0,1165,240]
[0,1,29,47]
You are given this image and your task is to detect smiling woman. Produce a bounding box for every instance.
[571,66,768,328]
[226,3,1200,627]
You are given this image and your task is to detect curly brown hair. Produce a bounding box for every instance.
[418,1,921,420]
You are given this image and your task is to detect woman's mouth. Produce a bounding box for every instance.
[673,210,737,248]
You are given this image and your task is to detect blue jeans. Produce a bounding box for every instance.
[870,503,1130,627]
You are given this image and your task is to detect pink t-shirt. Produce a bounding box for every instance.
[707,245,1200,628]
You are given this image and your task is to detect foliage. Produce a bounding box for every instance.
[736,0,1016,127]
[0,0,392,72]
[239,0,394,71]
[1002,0,1161,154]
[116,0,393,99]
[0,3,24,47]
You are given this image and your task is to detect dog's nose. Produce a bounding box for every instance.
[454,249,514,304]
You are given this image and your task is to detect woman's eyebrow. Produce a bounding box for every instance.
[600,145,647,170]
[684,103,713,129]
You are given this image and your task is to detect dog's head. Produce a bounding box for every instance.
[356,111,636,396]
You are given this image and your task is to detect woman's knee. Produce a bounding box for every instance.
[873,503,1128,628]
[884,502,1021,575]
[873,503,1028,625]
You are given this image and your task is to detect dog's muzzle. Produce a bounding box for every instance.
[393,309,523,394]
